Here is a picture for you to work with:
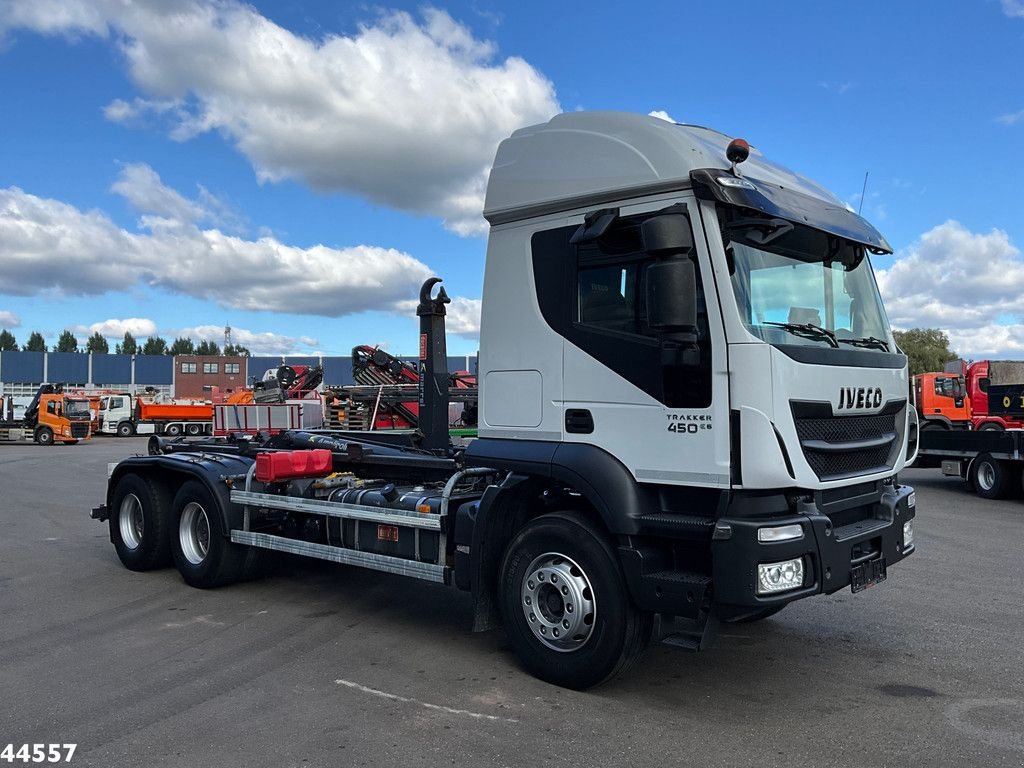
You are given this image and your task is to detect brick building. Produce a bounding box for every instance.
[173,355,248,399]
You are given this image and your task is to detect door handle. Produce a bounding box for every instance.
[565,409,594,434]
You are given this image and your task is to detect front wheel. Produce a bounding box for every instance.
[499,512,650,689]
[979,423,1004,432]
[35,427,54,446]
[117,422,134,437]
[171,481,250,588]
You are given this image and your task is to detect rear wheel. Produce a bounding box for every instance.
[185,423,202,436]
[499,512,650,689]
[109,474,173,570]
[171,481,250,588]
[165,423,182,437]
[35,427,54,446]
[972,453,1011,499]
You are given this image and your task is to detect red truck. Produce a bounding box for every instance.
[963,360,1024,431]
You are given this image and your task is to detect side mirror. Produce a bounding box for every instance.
[647,258,697,330]
[641,214,694,255]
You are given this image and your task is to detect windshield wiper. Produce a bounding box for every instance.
[762,321,839,348]
[837,336,890,352]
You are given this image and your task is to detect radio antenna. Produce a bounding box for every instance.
[858,171,869,215]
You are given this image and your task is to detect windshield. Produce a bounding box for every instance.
[721,209,893,352]
[64,399,92,420]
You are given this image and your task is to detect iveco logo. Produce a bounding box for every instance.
[838,387,883,410]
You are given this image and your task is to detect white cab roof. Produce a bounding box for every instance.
[483,111,843,225]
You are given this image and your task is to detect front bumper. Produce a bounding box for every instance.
[711,483,915,612]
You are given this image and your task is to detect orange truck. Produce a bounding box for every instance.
[98,394,213,437]
[1,384,92,445]
[913,372,971,431]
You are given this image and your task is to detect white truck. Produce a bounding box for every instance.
[92,112,917,688]
[98,394,213,437]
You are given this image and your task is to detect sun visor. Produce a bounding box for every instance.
[691,168,892,253]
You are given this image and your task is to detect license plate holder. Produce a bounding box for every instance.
[851,557,887,593]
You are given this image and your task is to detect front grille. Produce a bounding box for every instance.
[792,401,904,480]
[71,423,89,438]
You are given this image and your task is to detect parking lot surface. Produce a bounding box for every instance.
[1,438,1022,767]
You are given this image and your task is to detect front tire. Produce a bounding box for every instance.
[109,474,173,570]
[499,512,650,689]
[35,427,54,446]
[117,421,134,437]
[979,423,1004,432]
[170,481,249,588]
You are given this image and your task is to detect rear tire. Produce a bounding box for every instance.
[35,427,53,446]
[972,453,1010,499]
[165,424,182,437]
[109,474,173,571]
[170,480,248,588]
[499,512,650,689]
[185,423,202,436]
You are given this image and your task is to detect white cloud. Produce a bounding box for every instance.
[445,297,482,337]
[876,220,1024,357]
[996,109,1024,126]
[1003,0,1024,18]
[0,310,20,328]
[112,163,205,222]
[3,2,560,235]
[648,110,677,123]
[175,324,319,356]
[0,184,434,316]
[82,318,158,339]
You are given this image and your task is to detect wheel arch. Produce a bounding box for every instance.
[108,455,251,537]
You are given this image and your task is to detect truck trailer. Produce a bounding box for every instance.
[91,113,917,688]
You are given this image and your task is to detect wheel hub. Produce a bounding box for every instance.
[521,552,596,652]
[180,502,211,565]
[119,493,144,550]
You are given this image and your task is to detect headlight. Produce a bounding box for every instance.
[756,558,804,595]
[903,520,914,549]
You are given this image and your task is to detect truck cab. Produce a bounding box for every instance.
[470,112,915,618]
[34,392,91,444]
[914,372,971,430]
[966,360,1024,431]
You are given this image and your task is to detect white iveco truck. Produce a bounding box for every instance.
[92,113,917,689]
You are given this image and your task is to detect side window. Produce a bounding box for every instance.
[934,378,954,398]
[979,377,989,393]
[110,397,123,409]
[46,400,56,414]
[533,207,711,408]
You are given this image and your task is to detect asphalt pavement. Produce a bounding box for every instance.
[1,437,1022,768]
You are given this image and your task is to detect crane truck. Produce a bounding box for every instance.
[90,112,917,688]
[1,384,91,444]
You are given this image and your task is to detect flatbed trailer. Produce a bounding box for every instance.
[918,427,1024,499]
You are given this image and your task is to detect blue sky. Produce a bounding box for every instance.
[1,0,1022,357]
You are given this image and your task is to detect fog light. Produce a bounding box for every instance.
[757,524,804,543]
[903,520,914,549]
[756,558,804,595]
[908,491,916,509]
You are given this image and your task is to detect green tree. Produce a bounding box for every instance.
[115,331,138,355]
[86,332,109,354]
[223,343,250,357]
[23,332,46,352]
[0,329,16,351]
[893,328,958,376]
[169,337,196,355]
[56,330,79,353]
[195,340,221,356]
[142,336,168,355]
